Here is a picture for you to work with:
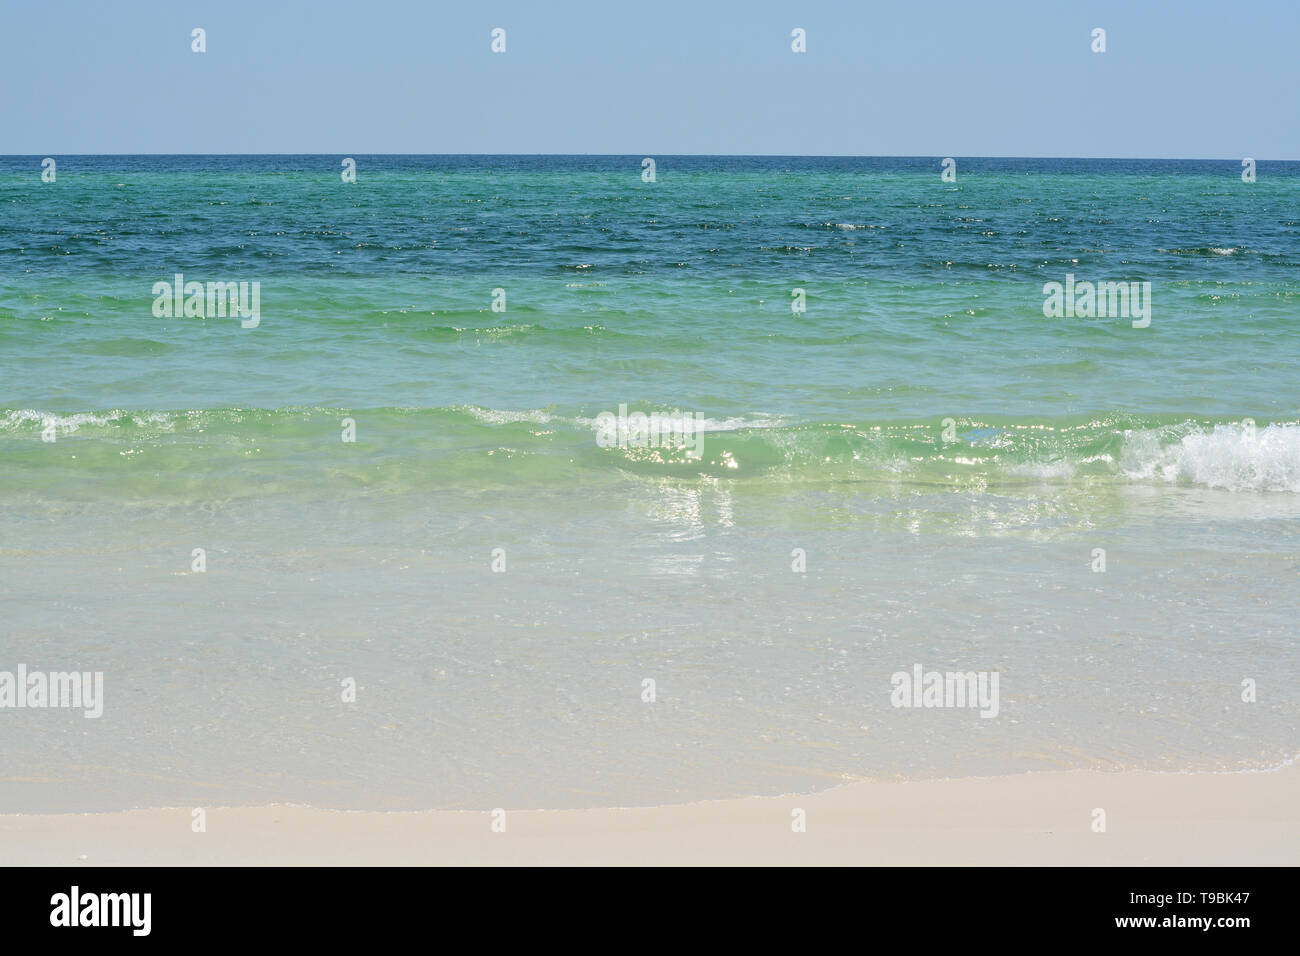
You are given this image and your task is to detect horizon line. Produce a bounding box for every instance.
[3,153,1295,162]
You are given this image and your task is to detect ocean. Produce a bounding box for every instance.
[1,155,1297,812]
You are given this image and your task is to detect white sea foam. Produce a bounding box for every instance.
[458,405,560,426]
[0,409,175,434]
[1122,422,1300,492]
[1006,459,1078,480]
[573,412,786,433]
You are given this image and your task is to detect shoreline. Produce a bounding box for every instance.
[5,763,1297,866]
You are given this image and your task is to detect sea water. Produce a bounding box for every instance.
[1,155,1297,811]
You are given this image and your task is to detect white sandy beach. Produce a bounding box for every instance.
[4,764,1296,866]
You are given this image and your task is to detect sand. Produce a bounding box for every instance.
[3,764,1296,866]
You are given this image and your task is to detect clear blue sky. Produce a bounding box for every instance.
[3,0,1296,157]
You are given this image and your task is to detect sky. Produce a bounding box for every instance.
[2,0,1297,157]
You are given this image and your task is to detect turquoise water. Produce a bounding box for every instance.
[1,156,1298,811]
